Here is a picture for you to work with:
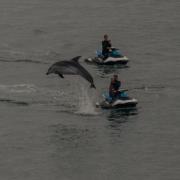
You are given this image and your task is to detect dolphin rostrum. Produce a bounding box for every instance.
[46,56,96,88]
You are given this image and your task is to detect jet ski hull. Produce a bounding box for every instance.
[85,56,129,65]
[98,98,138,109]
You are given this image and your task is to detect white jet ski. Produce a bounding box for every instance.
[85,48,129,65]
[96,90,138,109]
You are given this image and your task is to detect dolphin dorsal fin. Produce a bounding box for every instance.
[71,56,81,62]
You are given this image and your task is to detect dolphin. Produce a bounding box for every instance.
[46,56,96,88]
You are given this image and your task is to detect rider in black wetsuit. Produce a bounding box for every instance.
[109,74,121,101]
[102,34,112,59]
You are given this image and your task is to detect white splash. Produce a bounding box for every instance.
[76,84,100,115]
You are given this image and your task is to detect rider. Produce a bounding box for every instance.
[102,34,112,59]
[109,74,121,101]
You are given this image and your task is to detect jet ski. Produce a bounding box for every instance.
[85,48,129,65]
[96,89,138,109]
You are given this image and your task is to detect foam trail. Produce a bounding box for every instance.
[76,84,99,115]
[0,84,37,93]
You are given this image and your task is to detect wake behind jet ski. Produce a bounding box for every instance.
[85,34,129,65]
[46,56,96,88]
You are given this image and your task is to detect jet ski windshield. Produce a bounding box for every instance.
[102,90,129,103]
[110,49,123,58]
[96,48,123,58]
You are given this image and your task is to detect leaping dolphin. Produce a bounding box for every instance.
[46,56,96,88]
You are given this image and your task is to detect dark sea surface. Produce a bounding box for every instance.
[0,0,180,179]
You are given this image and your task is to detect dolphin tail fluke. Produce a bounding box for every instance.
[90,83,96,89]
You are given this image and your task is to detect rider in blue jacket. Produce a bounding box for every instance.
[102,34,112,59]
[109,74,121,101]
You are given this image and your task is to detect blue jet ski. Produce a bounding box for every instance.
[96,89,138,109]
[85,48,129,65]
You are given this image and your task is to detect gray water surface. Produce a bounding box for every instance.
[0,0,180,179]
